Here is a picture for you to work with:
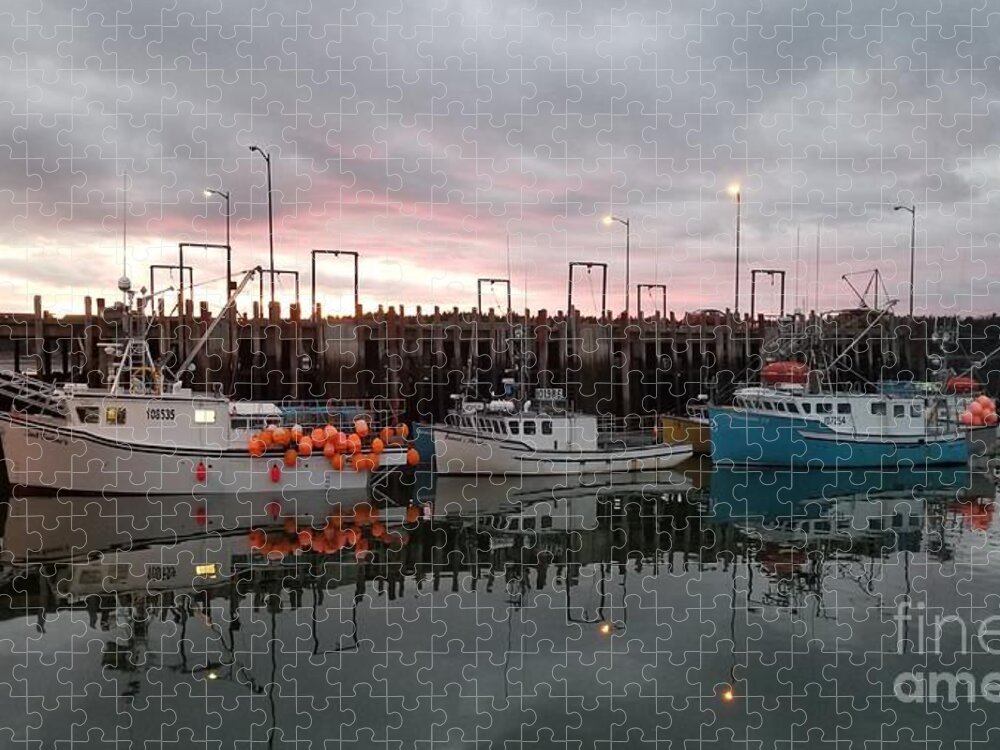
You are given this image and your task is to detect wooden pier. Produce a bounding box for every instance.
[1,295,998,422]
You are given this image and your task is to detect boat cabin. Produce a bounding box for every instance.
[731,386,933,437]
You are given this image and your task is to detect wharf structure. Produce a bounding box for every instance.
[1,295,997,423]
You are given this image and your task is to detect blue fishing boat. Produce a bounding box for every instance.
[709,385,968,468]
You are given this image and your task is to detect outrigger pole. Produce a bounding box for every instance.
[167,266,262,390]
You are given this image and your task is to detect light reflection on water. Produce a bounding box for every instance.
[1,464,999,747]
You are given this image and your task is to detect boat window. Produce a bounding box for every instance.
[801,402,811,414]
[786,402,799,413]
[508,420,520,435]
[194,409,217,424]
[76,407,100,424]
[871,402,887,416]
[837,403,851,415]
[894,404,905,418]
[910,404,922,418]
[761,401,773,411]
[522,517,536,530]
[816,403,832,414]
[541,421,553,435]
[541,515,554,529]
[105,407,126,425]
[523,420,537,435]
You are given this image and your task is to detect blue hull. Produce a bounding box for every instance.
[709,408,968,468]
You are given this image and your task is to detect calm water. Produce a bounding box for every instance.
[2,464,999,748]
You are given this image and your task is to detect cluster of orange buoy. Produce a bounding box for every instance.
[247,502,422,560]
[246,419,421,471]
[959,395,998,427]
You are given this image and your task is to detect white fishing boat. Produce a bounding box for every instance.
[0,269,414,496]
[432,385,692,476]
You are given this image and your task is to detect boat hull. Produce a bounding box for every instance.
[433,428,693,475]
[708,408,968,468]
[0,414,404,496]
[660,414,711,454]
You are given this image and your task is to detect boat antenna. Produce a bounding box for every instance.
[814,220,821,314]
[793,224,800,314]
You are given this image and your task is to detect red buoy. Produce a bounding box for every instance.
[760,361,810,385]
[195,462,208,483]
[269,464,281,483]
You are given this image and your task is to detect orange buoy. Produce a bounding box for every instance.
[323,441,338,458]
[960,411,975,426]
[330,453,344,471]
[404,505,420,524]
[311,427,327,446]
[260,429,275,447]
[970,401,985,416]
[325,425,339,440]
[353,503,372,524]
[380,427,394,444]
[297,529,314,548]
[397,423,410,439]
[284,448,298,467]
[283,516,298,534]
[248,437,267,457]
[353,418,370,438]
[290,424,304,441]
[248,529,267,549]
[986,412,999,426]
[346,433,362,454]
[273,427,290,447]
[370,437,384,454]
[298,437,313,458]
[371,521,385,538]
[406,447,421,466]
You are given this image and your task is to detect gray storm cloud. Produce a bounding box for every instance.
[0,0,997,315]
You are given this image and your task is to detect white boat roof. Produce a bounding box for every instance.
[230,402,283,416]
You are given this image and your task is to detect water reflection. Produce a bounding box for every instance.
[1,465,999,747]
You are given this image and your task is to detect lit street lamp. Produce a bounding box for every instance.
[728,184,741,315]
[249,145,275,304]
[894,203,916,317]
[603,214,630,317]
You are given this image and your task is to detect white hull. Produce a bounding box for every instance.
[433,428,693,475]
[0,414,404,496]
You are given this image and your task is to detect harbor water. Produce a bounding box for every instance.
[1,463,999,747]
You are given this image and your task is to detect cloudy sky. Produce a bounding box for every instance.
[1,0,998,317]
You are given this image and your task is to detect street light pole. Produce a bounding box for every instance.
[728,184,742,316]
[203,188,232,292]
[894,204,916,317]
[602,215,630,317]
[250,145,275,305]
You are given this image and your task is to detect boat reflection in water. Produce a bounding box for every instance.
[1,464,998,747]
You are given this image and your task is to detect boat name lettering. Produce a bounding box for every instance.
[147,565,177,581]
[146,408,176,420]
[536,388,564,401]
[822,416,849,426]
